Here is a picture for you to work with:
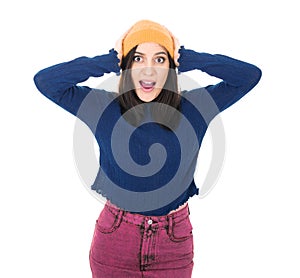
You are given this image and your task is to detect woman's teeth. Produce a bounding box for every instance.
[140,80,156,91]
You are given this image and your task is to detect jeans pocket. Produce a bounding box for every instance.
[168,215,193,242]
[96,207,120,234]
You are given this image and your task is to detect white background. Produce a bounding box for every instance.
[1,0,299,277]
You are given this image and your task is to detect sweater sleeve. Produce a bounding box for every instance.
[33,49,120,120]
[178,47,262,116]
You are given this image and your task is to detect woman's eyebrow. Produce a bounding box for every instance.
[154,51,167,56]
[134,51,167,56]
[134,51,145,56]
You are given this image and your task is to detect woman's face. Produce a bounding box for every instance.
[130,42,170,102]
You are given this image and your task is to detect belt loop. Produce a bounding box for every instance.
[115,209,124,227]
[167,215,173,235]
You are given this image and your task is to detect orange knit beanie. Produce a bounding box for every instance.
[122,20,174,59]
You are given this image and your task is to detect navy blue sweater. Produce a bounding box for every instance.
[34,47,261,216]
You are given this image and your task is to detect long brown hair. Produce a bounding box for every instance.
[117,46,182,130]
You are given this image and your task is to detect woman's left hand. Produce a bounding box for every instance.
[168,30,180,67]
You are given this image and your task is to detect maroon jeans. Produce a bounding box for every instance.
[89,201,194,278]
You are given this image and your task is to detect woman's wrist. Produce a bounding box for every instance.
[177,46,201,73]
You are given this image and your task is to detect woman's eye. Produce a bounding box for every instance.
[155,57,165,63]
[133,56,143,62]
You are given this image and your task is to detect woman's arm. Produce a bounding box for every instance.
[178,46,262,113]
[33,49,120,117]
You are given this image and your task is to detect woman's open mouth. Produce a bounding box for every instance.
[139,80,156,92]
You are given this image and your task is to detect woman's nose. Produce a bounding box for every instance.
[142,65,156,76]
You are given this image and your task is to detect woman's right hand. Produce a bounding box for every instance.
[114,27,132,66]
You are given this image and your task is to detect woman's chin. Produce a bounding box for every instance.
[136,89,160,102]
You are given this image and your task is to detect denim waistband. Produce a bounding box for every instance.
[104,200,190,230]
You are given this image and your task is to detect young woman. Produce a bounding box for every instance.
[34,20,261,278]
